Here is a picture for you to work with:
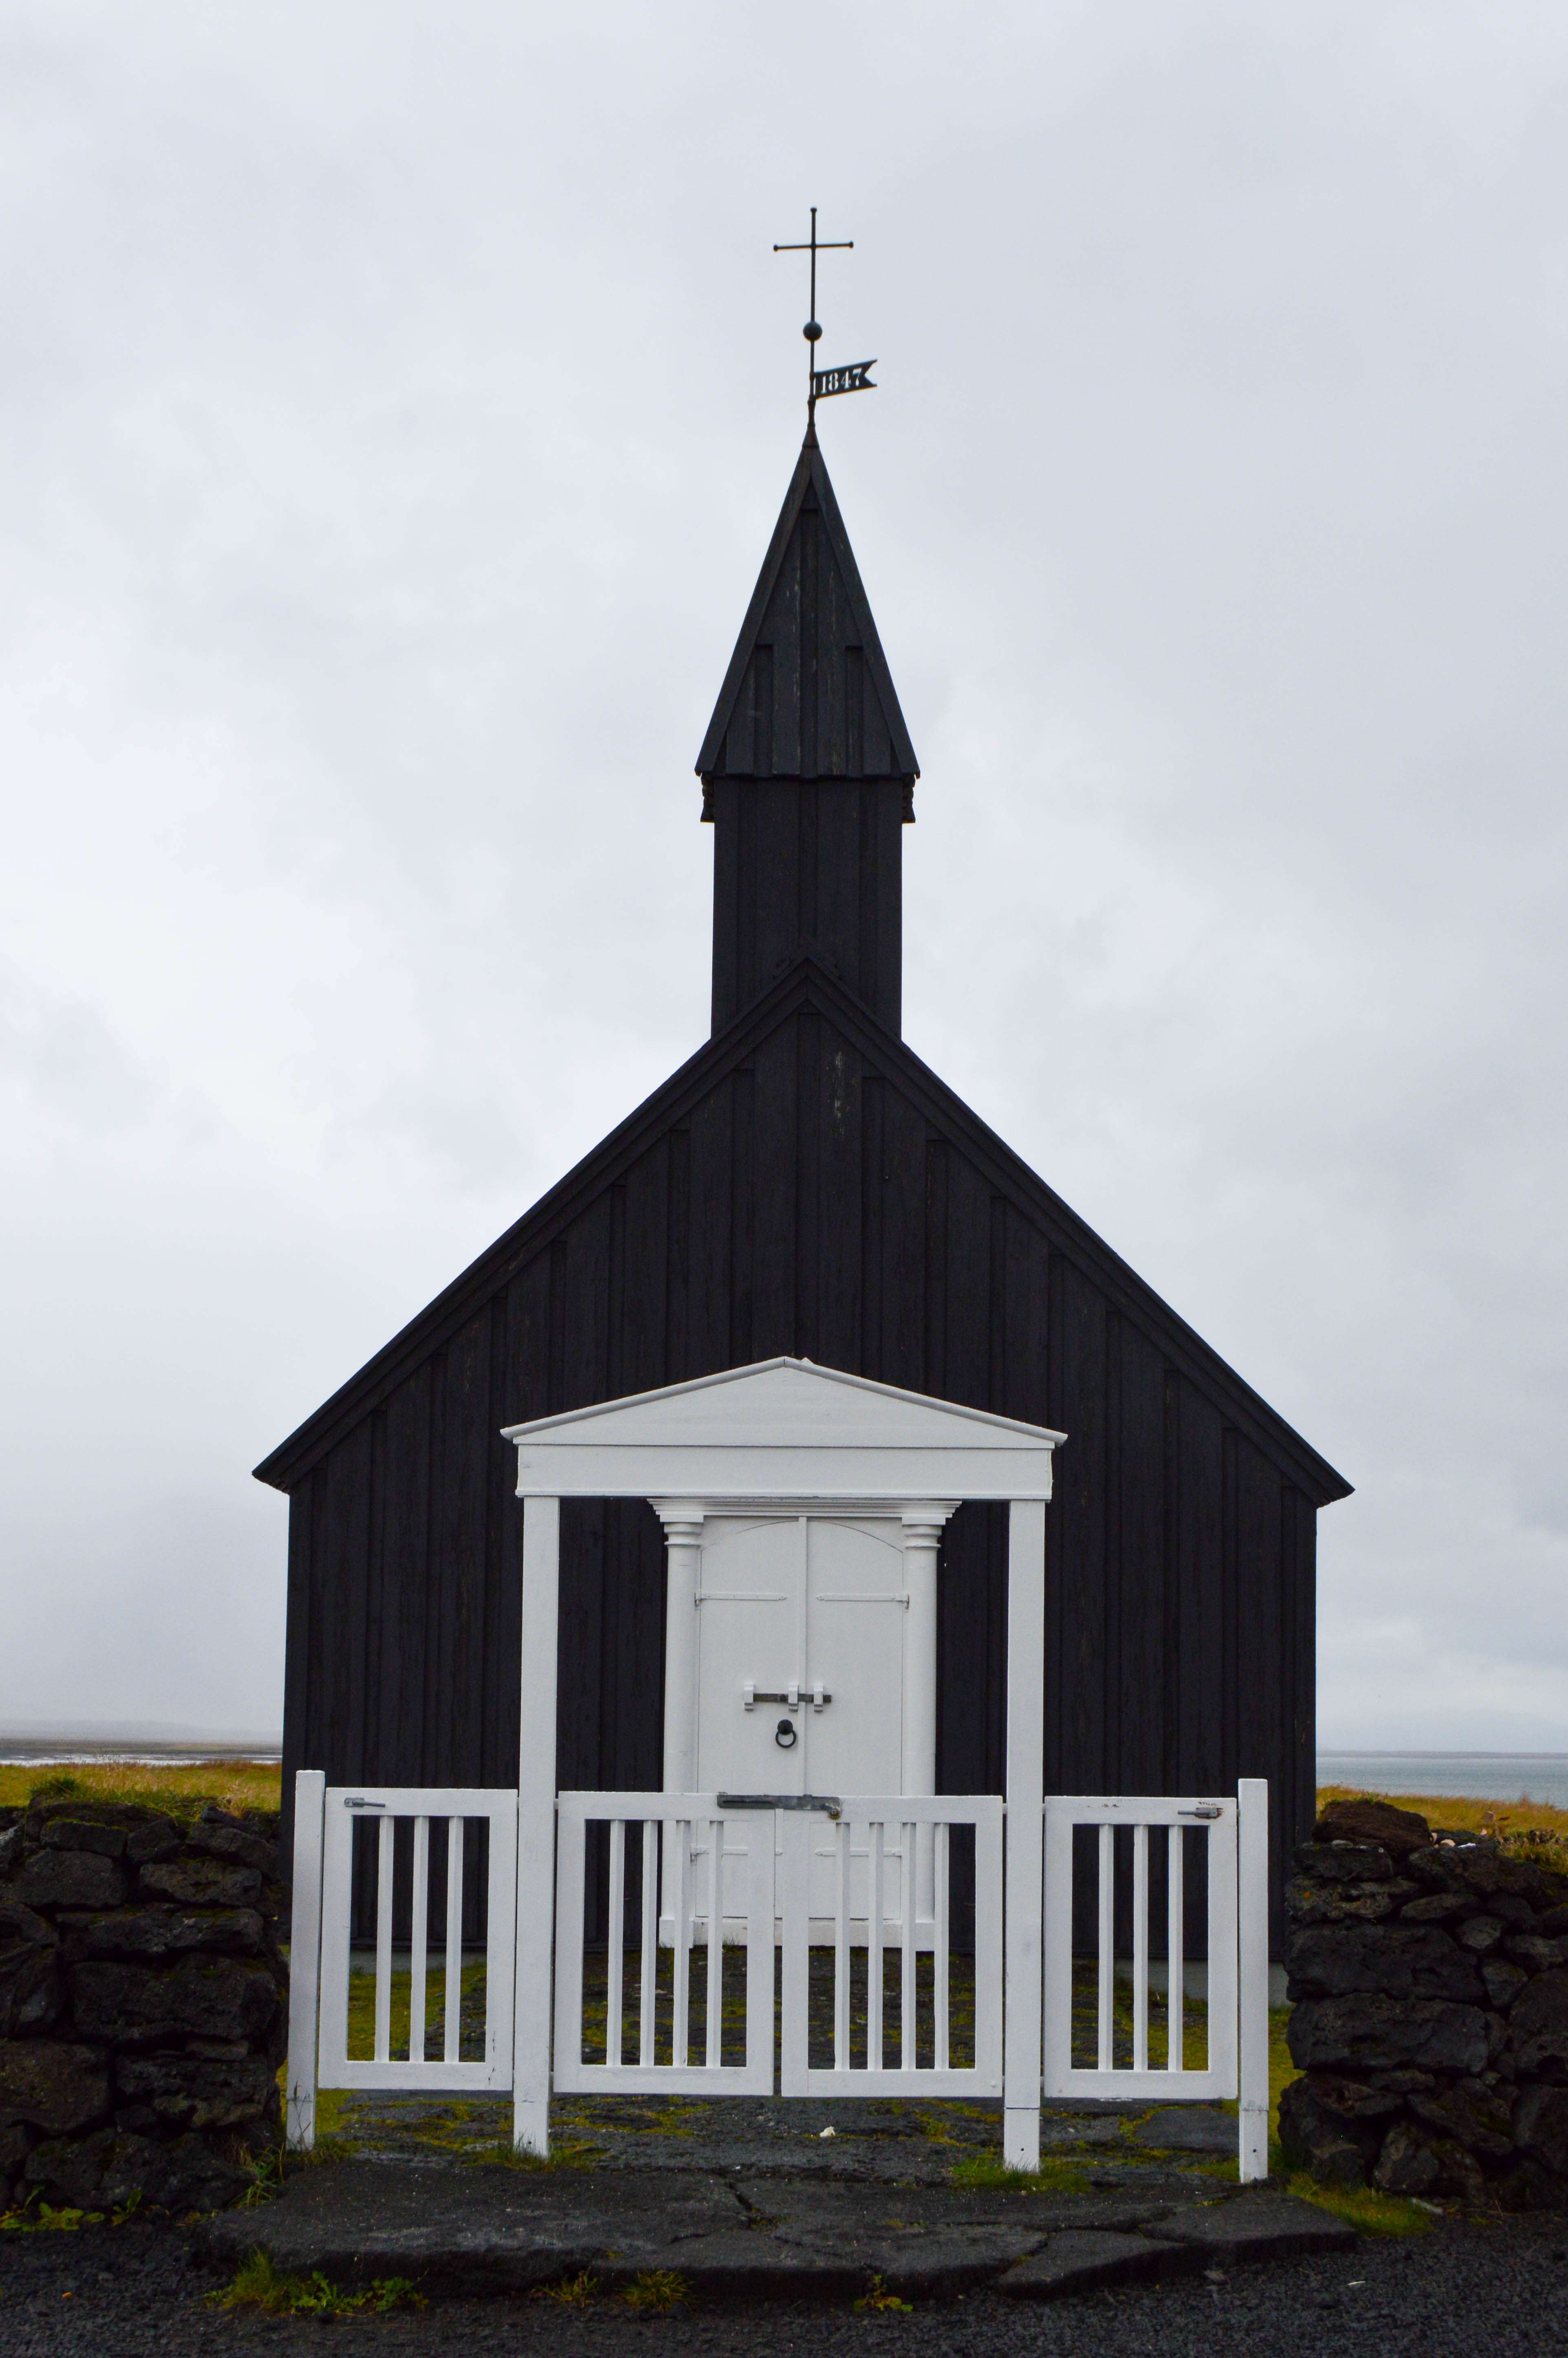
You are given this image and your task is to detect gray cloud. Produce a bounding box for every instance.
[1,2,1565,1745]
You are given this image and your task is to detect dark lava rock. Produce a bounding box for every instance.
[1483,1958,1528,2010]
[1508,1934,1568,1974]
[1277,2073,1400,2186]
[40,1817,128,1859]
[1285,1923,1485,2004]
[115,2049,276,2130]
[1292,1839,1394,1883]
[69,1954,279,2045]
[0,1824,22,1877]
[0,1898,63,2036]
[1540,1903,1568,1937]
[1315,1798,1431,1855]
[995,2230,1190,2299]
[58,1904,265,1961]
[1401,1891,1470,1922]
[1407,1844,1553,1910]
[24,2122,249,2211]
[1508,1968,1568,2080]
[1513,2083,1568,2177]
[125,1815,183,1864]
[1458,1914,1506,1952]
[1409,2076,1515,2161]
[186,1825,283,1881]
[0,2037,111,2134]
[5,1849,126,1910]
[1288,1991,1490,2075]
[1286,1877,1402,1927]
[138,1859,262,1909]
[1374,2119,1484,2200]
[0,2117,32,2204]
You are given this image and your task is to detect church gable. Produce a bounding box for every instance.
[258,953,1347,1509]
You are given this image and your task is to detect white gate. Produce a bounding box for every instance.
[775,1796,1003,2097]
[550,1792,1005,2100]
[552,1792,776,2094]
[1041,1781,1270,2179]
[285,1775,517,2146]
[288,1770,1268,2180]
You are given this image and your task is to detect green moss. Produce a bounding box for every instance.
[1286,2172,1434,2237]
[950,2154,1090,2194]
[206,2249,424,2314]
[620,2268,688,2312]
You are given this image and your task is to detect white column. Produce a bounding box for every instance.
[900,1504,954,1931]
[285,1769,325,2151]
[654,1502,705,1796]
[1237,1776,1271,2182]
[513,1494,559,2158]
[898,1506,952,1799]
[1003,1498,1046,2172]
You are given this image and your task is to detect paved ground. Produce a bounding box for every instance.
[2,2206,1566,2357]
[2,2094,1565,2354]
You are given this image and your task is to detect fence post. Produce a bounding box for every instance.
[1003,1500,1046,2171]
[1236,1777,1270,2182]
[285,1769,325,2151]
[514,1494,560,2157]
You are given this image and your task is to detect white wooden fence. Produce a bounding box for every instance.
[285,1778,518,2148]
[1039,1781,1271,2178]
[552,1793,776,2095]
[287,1772,1269,2179]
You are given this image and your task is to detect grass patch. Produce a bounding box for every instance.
[855,2274,914,2313]
[0,1760,281,1819]
[950,2154,1090,2195]
[206,2249,424,2315]
[464,2136,599,2172]
[533,2268,598,2306]
[1286,2172,1433,2237]
[620,2267,688,2312]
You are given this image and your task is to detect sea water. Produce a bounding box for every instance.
[1317,1753,1568,1812]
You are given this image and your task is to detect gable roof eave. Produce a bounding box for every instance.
[254,950,1352,1509]
[251,959,856,1493]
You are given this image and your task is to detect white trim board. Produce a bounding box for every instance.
[503,1358,1064,1501]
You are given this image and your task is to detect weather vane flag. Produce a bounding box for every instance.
[773,207,876,430]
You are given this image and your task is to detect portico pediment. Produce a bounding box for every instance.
[502,1356,1064,1501]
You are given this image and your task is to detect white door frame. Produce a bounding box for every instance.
[501,1356,1064,2168]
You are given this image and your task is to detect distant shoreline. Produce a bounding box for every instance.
[0,1728,281,1765]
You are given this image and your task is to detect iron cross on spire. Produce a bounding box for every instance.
[773,207,877,430]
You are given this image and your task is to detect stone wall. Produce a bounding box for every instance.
[1279,1796,1568,2206]
[0,1797,287,2214]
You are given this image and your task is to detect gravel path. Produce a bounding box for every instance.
[2,2211,1566,2357]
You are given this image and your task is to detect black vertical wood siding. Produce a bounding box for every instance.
[271,974,1342,1952]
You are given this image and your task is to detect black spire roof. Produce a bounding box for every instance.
[696,435,919,809]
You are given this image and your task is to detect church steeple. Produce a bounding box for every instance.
[698,437,918,1038]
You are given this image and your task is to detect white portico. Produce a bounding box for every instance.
[283,1355,1272,2189]
[502,1356,1065,2166]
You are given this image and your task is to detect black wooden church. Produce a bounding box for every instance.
[257,427,1350,1923]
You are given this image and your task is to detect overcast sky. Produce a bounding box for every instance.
[2,2,1565,1750]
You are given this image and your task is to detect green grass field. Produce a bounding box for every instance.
[0,1759,281,1818]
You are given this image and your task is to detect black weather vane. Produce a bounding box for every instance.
[773,207,877,430]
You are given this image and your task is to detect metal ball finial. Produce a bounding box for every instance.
[803,320,822,342]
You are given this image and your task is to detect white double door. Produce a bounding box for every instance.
[684,1513,934,1940]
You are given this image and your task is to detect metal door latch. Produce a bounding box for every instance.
[343,1798,384,1810]
[718,1793,843,1820]
[743,1682,830,1711]
[1178,1806,1223,1821]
